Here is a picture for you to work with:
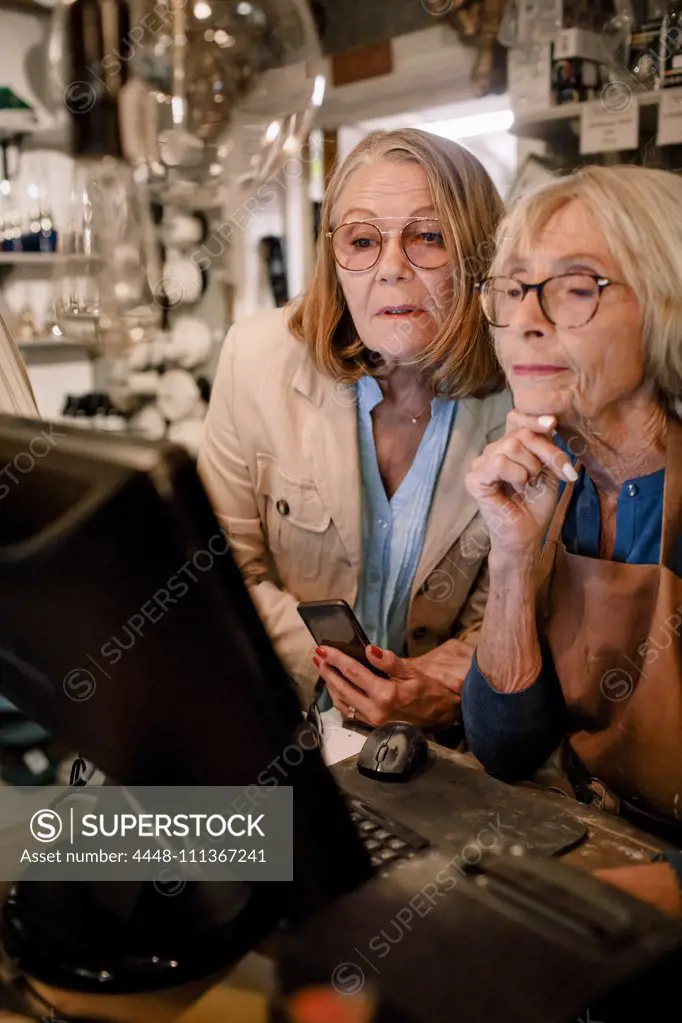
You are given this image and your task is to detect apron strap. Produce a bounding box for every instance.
[661,415,682,568]
[537,468,580,614]
[544,471,579,549]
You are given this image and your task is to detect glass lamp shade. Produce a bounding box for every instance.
[124,0,325,204]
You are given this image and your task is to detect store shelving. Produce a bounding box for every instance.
[18,337,86,349]
[0,253,65,266]
[0,253,103,278]
[17,337,92,366]
[511,90,662,142]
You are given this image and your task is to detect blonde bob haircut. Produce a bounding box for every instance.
[288,128,505,399]
[491,163,682,417]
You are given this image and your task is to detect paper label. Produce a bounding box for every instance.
[580,101,639,154]
[657,88,682,145]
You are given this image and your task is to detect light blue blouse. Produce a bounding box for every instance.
[353,375,457,655]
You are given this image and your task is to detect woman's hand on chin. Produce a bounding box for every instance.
[465,409,578,562]
[312,645,459,729]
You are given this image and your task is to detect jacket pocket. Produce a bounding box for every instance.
[255,453,332,581]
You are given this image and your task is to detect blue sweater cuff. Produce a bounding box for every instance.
[461,651,565,781]
[654,850,682,889]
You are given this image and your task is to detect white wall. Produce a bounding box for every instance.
[0,7,59,133]
[26,351,93,420]
[354,95,518,201]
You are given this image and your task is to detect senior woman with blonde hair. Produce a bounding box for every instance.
[454,163,682,915]
[198,127,510,732]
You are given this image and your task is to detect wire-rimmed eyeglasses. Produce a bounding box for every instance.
[476,273,627,329]
[327,217,449,272]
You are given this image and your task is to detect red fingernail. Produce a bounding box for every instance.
[312,656,320,669]
[370,646,383,659]
[315,647,327,659]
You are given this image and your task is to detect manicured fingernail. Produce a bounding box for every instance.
[564,463,579,481]
[315,647,327,659]
[312,656,320,669]
[538,416,555,429]
[370,646,383,659]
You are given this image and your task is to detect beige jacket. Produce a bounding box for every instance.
[198,307,511,702]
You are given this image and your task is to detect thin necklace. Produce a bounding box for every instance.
[375,377,433,423]
[393,401,432,424]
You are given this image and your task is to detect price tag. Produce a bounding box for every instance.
[580,101,639,155]
[657,88,682,146]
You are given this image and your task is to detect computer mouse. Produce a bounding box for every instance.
[357,723,428,781]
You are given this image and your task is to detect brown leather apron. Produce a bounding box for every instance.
[538,417,682,828]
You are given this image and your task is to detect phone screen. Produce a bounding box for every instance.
[297,601,389,678]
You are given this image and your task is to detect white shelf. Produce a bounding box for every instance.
[0,253,63,266]
[18,338,87,349]
[0,254,102,273]
[17,337,92,364]
[511,90,661,141]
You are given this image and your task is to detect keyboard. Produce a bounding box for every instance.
[346,796,430,868]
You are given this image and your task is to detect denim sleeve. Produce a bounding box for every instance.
[461,651,566,782]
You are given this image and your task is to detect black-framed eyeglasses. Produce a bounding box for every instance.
[475,273,627,329]
[327,217,449,272]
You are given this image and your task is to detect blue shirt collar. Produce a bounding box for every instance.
[357,374,383,414]
[357,374,448,415]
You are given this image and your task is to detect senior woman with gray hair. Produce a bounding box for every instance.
[345,164,682,915]
[461,164,682,915]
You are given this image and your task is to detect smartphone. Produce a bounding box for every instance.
[297,599,390,678]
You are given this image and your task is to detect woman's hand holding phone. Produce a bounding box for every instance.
[312,643,464,729]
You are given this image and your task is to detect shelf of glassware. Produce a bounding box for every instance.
[511,90,662,142]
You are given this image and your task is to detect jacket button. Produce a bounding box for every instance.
[412,627,427,640]
[276,499,290,516]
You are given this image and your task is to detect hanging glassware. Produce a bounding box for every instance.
[48,0,325,208]
[122,0,325,205]
[50,0,162,355]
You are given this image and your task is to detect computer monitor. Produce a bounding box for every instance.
[0,415,372,991]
